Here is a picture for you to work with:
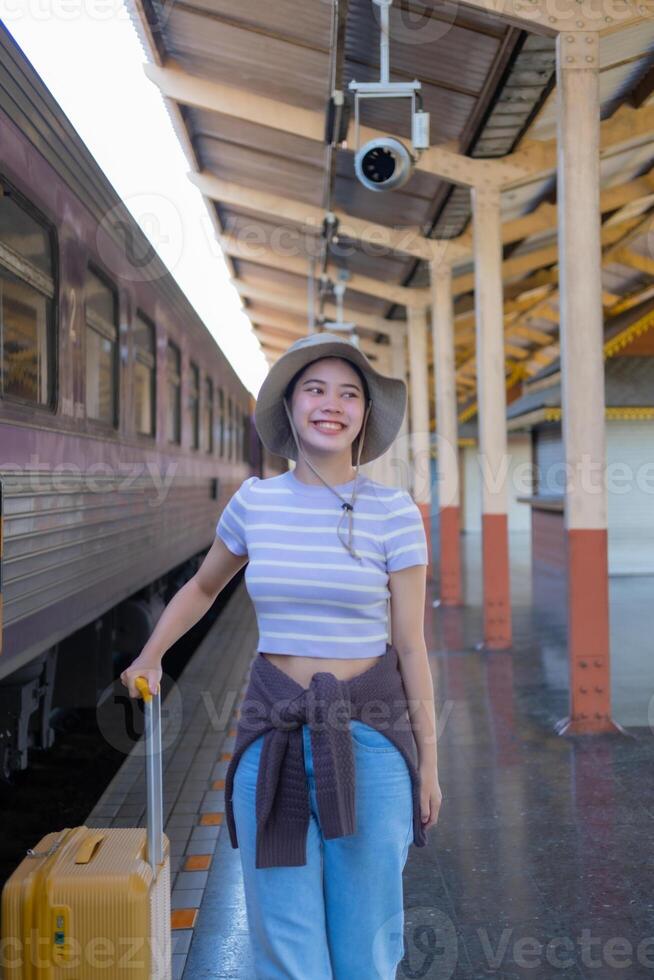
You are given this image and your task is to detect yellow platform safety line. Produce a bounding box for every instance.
[169,691,244,932]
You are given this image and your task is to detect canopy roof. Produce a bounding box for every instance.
[126,0,654,424]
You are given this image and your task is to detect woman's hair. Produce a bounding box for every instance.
[284,356,370,464]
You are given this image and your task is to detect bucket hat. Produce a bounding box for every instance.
[254,332,407,561]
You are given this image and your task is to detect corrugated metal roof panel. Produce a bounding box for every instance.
[189,108,325,168]
[217,206,415,283]
[158,0,334,48]
[529,56,654,141]
[197,136,324,205]
[237,259,392,315]
[599,19,654,67]
[164,7,331,111]
[429,34,557,240]
[334,173,437,225]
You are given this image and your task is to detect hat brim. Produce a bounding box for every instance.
[254,335,407,465]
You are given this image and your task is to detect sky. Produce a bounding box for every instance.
[2,4,268,398]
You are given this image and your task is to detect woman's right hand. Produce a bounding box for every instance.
[119,656,163,699]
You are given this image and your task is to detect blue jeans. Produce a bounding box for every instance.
[232,718,415,979]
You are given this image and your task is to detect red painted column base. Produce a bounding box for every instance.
[439,505,462,605]
[482,512,512,649]
[554,716,631,736]
[416,501,433,583]
[555,528,626,736]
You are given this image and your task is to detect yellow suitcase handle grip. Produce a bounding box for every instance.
[134,673,164,872]
[74,830,106,865]
[135,675,159,702]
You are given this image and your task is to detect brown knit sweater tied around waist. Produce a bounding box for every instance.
[224,642,428,869]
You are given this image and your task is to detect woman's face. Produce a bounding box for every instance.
[290,357,366,458]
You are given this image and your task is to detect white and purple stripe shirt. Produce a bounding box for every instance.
[216,468,428,659]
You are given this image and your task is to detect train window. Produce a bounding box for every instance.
[232,402,238,462]
[227,394,233,461]
[0,184,55,406]
[85,267,118,425]
[134,311,155,437]
[242,409,249,464]
[189,361,200,450]
[166,341,181,444]
[218,387,225,458]
[204,377,214,454]
[234,404,239,461]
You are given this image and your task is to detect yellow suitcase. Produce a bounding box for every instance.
[1,677,172,979]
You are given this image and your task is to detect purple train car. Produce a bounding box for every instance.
[0,26,283,779]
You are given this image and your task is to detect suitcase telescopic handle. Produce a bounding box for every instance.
[134,676,164,874]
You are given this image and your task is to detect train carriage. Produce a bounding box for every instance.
[0,24,281,780]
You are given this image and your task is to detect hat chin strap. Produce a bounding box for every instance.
[283,397,373,561]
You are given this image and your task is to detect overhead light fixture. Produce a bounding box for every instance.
[323,272,357,338]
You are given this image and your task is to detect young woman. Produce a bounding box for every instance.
[121,332,442,979]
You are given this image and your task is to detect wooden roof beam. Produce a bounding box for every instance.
[610,247,654,277]
[235,281,403,335]
[501,172,654,244]
[220,231,430,308]
[144,61,525,189]
[192,172,467,265]
[504,101,654,189]
[246,309,308,332]
[146,60,654,193]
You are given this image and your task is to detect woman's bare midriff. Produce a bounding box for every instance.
[261,652,384,688]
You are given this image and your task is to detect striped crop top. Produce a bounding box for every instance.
[215,468,428,659]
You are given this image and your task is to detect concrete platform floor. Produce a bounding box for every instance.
[185,532,654,978]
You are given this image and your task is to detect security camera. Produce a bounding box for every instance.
[355,136,413,192]
[349,86,430,192]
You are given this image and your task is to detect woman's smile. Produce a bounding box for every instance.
[310,420,348,434]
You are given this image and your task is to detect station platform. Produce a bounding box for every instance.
[86,532,654,979]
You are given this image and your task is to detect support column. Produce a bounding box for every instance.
[371,344,393,486]
[406,306,433,581]
[430,261,462,605]
[471,185,512,649]
[390,326,411,486]
[554,31,621,735]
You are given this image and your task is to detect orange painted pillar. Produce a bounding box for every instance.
[406,306,433,584]
[471,186,512,649]
[553,32,622,735]
[430,261,463,605]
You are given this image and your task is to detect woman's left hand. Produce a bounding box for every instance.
[419,766,442,831]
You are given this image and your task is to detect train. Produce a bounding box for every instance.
[0,24,283,781]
